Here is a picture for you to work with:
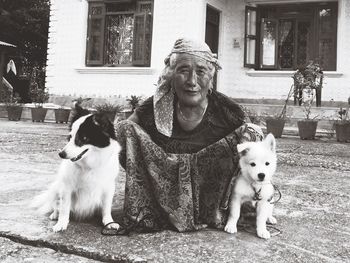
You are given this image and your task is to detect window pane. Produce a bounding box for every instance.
[278,20,294,69]
[105,15,134,65]
[144,14,152,64]
[133,14,145,62]
[319,8,333,33]
[318,7,336,70]
[87,1,154,67]
[89,36,102,61]
[257,3,337,71]
[262,20,277,67]
[246,39,256,64]
[247,9,256,36]
[296,20,312,67]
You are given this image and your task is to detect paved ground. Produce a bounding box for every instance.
[0,119,349,263]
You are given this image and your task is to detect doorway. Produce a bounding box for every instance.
[205,5,220,89]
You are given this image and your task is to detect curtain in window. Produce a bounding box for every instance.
[105,15,134,66]
[278,20,294,69]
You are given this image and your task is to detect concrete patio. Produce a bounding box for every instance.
[0,119,349,262]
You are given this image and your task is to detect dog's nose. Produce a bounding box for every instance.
[58,151,66,159]
[258,173,265,180]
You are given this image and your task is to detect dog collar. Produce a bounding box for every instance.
[251,183,274,202]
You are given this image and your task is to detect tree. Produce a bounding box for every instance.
[0,0,49,102]
[0,0,50,73]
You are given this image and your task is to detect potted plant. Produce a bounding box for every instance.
[28,66,49,122]
[265,84,294,138]
[334,97,350,142]
[54,106,71,124]
[293,60,323,107]
[5,92,23,121]
[95,102,123,123]
[243,106,264,125]
[297,87,318,140]
[121,95,142,119]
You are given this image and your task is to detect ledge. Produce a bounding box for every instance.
[75,67,156,75]
[246,70,343,78]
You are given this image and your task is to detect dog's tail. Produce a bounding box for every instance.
[30,185,57,215]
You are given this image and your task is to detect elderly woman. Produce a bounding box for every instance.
[115,38,262,232]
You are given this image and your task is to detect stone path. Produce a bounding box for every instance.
[0,120,349,262]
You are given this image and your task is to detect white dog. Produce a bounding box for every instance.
[31,110,121,232]
[224,133,277,239]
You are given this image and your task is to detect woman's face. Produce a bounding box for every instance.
[172,53,213,107]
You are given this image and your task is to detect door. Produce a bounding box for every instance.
[205,5,220,89]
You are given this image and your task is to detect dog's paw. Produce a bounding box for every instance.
[224,222,237,234]
[52,221,68,232]
[267,216,277,225]
[257,228,271,239]
[103,222,120,230]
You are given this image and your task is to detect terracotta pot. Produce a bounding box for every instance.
[297,120,318,140]
[334,121,350,142]
[54,109,71,123]
[31,108,48,122]
[6,105,23,121]
[266,118,285,138]
[124,111,133,119]
[104,111,117,123]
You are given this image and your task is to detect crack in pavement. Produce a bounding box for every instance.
[0,231,134,263]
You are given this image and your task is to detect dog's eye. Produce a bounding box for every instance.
[250,162,256,167]
[67,135,72,141]
[265,162,270,166]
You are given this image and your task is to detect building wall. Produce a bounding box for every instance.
[46,0,350,103]
[219,0,350,103]
[218,0,350,103]
[46,0,206,99]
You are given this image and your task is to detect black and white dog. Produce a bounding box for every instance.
[32,104,121,232]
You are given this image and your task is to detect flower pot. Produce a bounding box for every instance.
[124,111,133,119]
[334,121,350,142]
[54,109,71,123]
[297,120,318,140]
[104,111,117,123]
[266,118,285,138]
[31,108,48,122]
[6,105,23,121]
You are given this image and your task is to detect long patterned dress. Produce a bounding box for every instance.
[115,91,263,232]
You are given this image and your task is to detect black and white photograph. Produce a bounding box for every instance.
[0,0,349,262]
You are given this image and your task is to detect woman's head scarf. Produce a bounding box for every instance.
[154,38,221,137]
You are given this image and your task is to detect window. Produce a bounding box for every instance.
[244,2,337,71]
[86,0,153,67]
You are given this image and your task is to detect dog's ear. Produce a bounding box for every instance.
[237,142,251,156]
[92,113,117,140]
[69,101,91,129]
[264,133,276,153]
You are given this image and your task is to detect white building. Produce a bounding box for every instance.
[46,0,349,105]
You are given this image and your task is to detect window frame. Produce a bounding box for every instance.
[244,2,338,71]
[85,0,153,67]
[259,18,278,69]
[86,3,106,66]
[244,6,258,68]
